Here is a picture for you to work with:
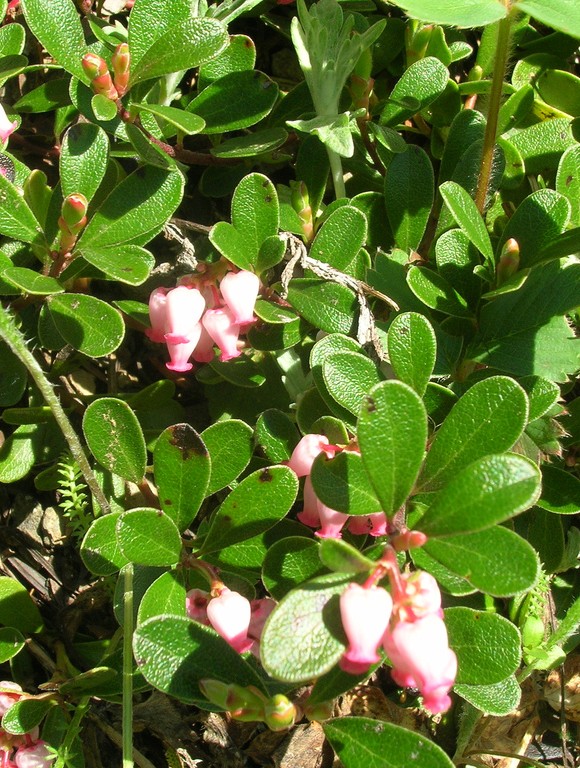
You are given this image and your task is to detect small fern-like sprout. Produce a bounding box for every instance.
[57,453,92,541]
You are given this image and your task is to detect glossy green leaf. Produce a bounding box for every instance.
[381,57,449,126]
[134,615,266,704]
[0,576,43,633]
[424,526,539,596]
[60,123,108,201]
[188,70,278,133]
[498,189,570,269]
[83,397,147,482]
[200,466,298,553]
[358,381,427,516]
[439,109,486,184]
[2,698,53,735]
[21,0,88,82]
[262,537,325,600]
[78,245,154,285]
[309,334,361,427]
[137,571,187,624]
[201,419,254,495]
[198,34,256,87]
[519,375,560,421]
[556,145,580,227]
[310,451,382,515]
[77,166,184,249]
[0,627,24,663]
[133,104,205,136]
[445,607,521,685]
[1,268,63,295]
[124,123,176,170]
[116,508,182,567]
[13,77,71,113]
[407,266,472,318]
[130,17,228,85]
[81,513,130,576]
[387,312,436,396]
[0,23,25,56]
[419,454,541,537]
[90,93,117,122]
[286,279,357,335]
[261,573,350,683]
[508,118,576,175]
[43,293,124,356]
[255,409,298,463]
[385,145,434,252]
[439,180,493,263]
[516,0,580,38]
[318,538,375,574]
[324,717,454,768]
[0,423,50,483]
[309,206,367,272]
[537,465,580,514]
[468,261,580,381]
[419,376,528,491]
[0,173,43,244]
[454,676,521,716]
[153,424,210,531]
[211,127,287,159]
[322,351,382,417]
[0,343,27,407]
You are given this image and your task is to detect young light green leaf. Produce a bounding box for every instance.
[261,573,350,683]
[310,451,382,516]
[387,312,436,396]
[137,571,187,625]
[200,466,298,554]
[385,145,434,252]
[83,397,147,483]
[381,57,449,126]
[116,508,182,567]
[324,717,455,768]
[153,424,210,531]
[423,526,539,596]
[44,294,125,357]
[358,381,428,516]
[419,454,541,537]
[80,513,130,576]
[439,180,494,263]
[60,123,109,201]
[418,376,529,491]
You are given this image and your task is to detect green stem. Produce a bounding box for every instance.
[474,9,513,214]
[54,697,90,768]
[327,147,346,200]
[122,563,135,768]
[0,304,110,514]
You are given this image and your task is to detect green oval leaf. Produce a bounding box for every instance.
[357,381,428,516]
[0,173,43,244]
[262,537,325,600]
[60,123,109,201]
[407,265,473,318]
[318,538,375,574]
[154,423,210,531]
[419,454,541,537]
[537,465,580,514]
[418,376,529,491]
[0,627,24,663]
[79,245,154,285]
[1,268,64,295]
[0,576,43,633]
[381,57,449,127]
[385,145,434,252]
[324,717,455,768]
[2,698,53,736]
[286,279,357,335]
[137,571,187,625]
[387,312,436,396]
[201,419,254,496]
[310,206,367,272]
[439,180,494,263]
[200,466,298,554]
[133,104,205,136]
[322,352,382,417]
[45,293,125,357]
[116,508,182,567]
[310,451,382,515]
[83,397,147,482]
[81,513,130,576]
[455,676,521,716]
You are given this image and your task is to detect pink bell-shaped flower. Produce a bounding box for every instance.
[202,307,241,361]
[14,741,55,768]
[348,512,388,537]
[339,583,393,675]
[192,324,215,363]
[315,503,349,539]
[398,571,442,622]
[287,434,333,477]
[164,285,205,344]
[165,323,202,372]
[219,270,260,325]
[185,588,210,624]
[206,588,254,653]
[383,614,457,714]
[146,286,169,342]
[0,104,17,145]
[296,475,321,528]
[248,597,276,641]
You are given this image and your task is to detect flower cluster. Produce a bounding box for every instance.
[339,570,457,714]
[186,587,275,656]
[0,683,55,768]
[286,434,388,538]
[147,270,260,372]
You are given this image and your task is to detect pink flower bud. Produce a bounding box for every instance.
[219,270,260,325]
[296,475,320,528]
[164,285,205,344]
[60,193,88,231]
[206,588,253,654]
[165,324,202,372]
[14,741,55,768]
[339,583,393,675]
[315,503,349,539]
[202,307,241,362]
[0,104,17,145]
[185,588,210,624]
[287,434,332,477]
[81,53,118,100]
[111,43,130,96]
[146,286,169,342]
[0,681,22,716]
[383,614,457,714]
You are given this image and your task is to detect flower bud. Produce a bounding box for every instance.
[496,237,520,286]
[61,193,88,231]
[290,180,314,242]
[296,475,321,528]
[82,53,118,100]
[263,694,298,731]
[112,43,130,96]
